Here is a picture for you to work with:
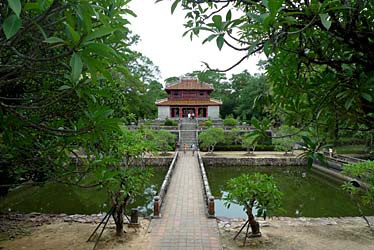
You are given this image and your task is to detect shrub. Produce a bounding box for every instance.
[223,116,238,126]
[203,119,213,127]
[164,118,177,126]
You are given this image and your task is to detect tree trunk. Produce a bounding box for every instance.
[113,205,124,237]
[246,208,261,236]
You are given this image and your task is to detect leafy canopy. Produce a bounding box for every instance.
[161,0,374,133]
[224,173,282,217]
[199,127,225,153]
[342,161,374,208]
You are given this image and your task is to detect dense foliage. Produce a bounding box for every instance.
[166,0,373,128]
[0,0,160,236]
[160,0,374,153]
[342,161,374,208]
[154,129,177,154]
[342,160,374,229]
[223,115,238,126]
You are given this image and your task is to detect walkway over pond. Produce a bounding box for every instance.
[148,151,221,249]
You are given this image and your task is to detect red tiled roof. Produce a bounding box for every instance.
[156,99,222,106]
[165,79,213,90]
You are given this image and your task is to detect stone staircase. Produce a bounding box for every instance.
[179,118,197,150]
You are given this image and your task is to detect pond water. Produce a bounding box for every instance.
[0,166,167,216]
[206,166,374,218]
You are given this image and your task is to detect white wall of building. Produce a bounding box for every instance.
[208,106,220,119]
[158,106,170,119]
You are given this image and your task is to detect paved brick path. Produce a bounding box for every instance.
[148,151,221,249]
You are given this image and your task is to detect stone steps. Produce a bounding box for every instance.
[179,120,198,149]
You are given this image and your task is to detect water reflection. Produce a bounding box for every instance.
[0,167,167,216]
[207,166,374,218]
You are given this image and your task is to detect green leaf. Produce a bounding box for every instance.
[37,0,50,10]
[65,22,81,47]
[203,34,217,44]
[263,13,274,29]
[70,53,83,83]
[58,85,72,91]
[83,43,118,61]
[82,27,114,43]
[216,35,224,50]
[81,53,98,83]
[123,8,137,17]
[262,0,269,8]
[319,13,331,30]
[226,10,232,22]
[8,0,22,17]
[171,0,180,14]
[247,12,264,24]
[24,3,41,11]
[344,97,354,110]
[2,14,22,39]
[361,93,372,102]
[212,15,223,30]
[44,36,64,44]
[268,0,284,14]
[263,40,272,56]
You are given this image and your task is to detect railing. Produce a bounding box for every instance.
[333,154,365,164]
[129,125,179,131]
[320,152,365,171]
[198,125,254,131]
[178,122,181,149]
[197,150,215,218]
[153,150,179,218]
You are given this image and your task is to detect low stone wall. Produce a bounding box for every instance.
[0,212,107,224]
[197,150,214,218]
[202,157,307,167]
[133,157,173,167]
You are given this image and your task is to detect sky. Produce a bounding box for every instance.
[128,0,264,82]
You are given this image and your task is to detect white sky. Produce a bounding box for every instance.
[128,0,264,82]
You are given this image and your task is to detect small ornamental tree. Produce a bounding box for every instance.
[273,125,300,155]
[155,129,177,155]
[224,173,282,243]
[199,127,225,153]
[342,161,374,230]
[242,133,258,155]
[102,128,155,236]
[241,117,271,154]
[227,127,242,145]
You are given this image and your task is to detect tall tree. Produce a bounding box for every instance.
[143,80,167,118]
[230,71,271,121]
[161,0,374,133]
[0,0,156,236]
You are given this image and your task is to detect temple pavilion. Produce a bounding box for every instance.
[156,78,222,119]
